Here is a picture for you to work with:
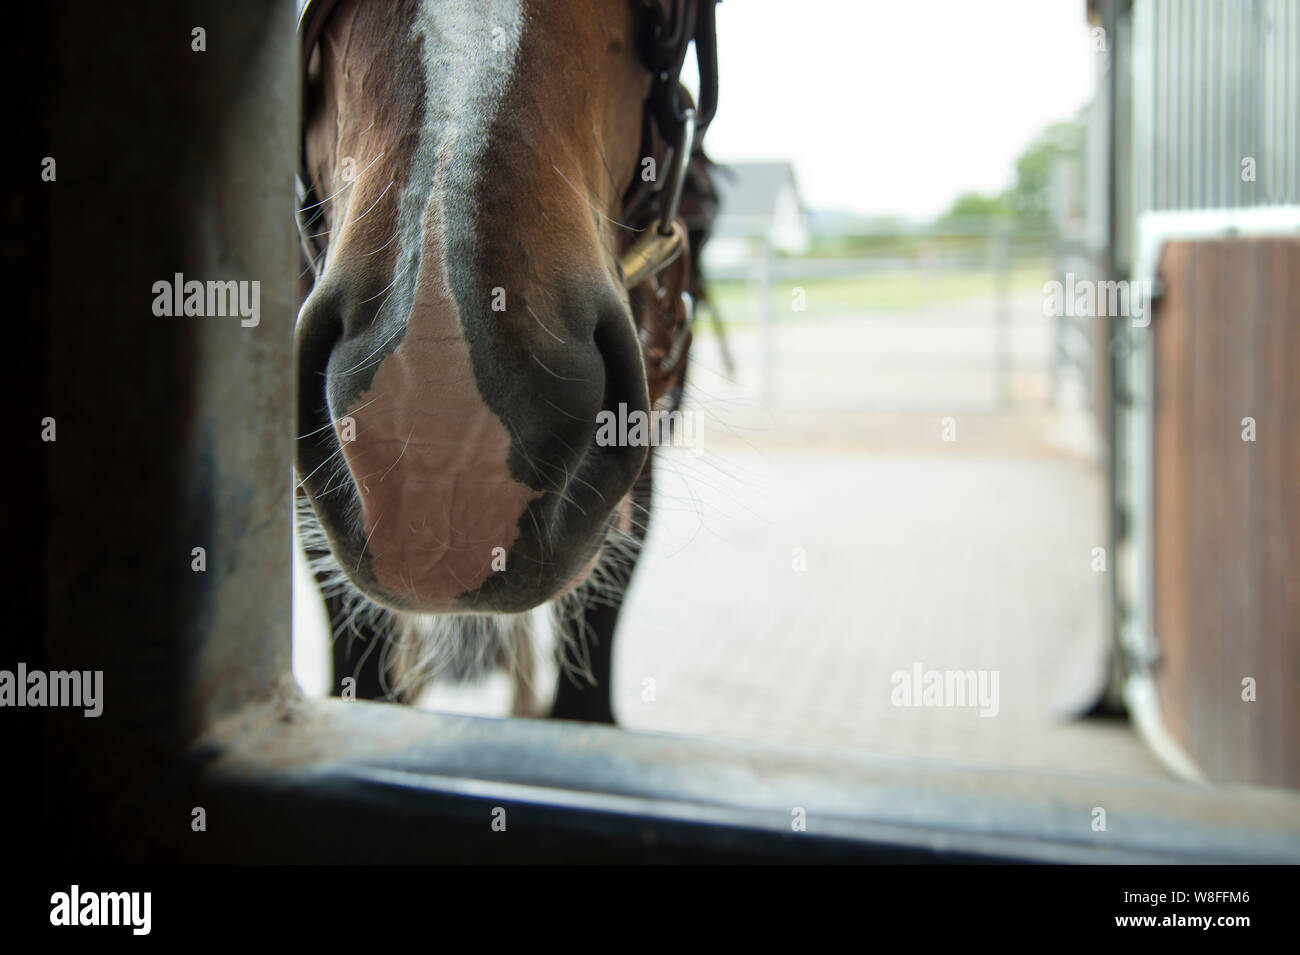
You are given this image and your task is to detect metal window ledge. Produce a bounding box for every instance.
[173,694,1300,864]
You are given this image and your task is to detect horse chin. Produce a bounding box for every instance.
[555,489,634,599]
[307,488,616,616]
[556,546,604,600]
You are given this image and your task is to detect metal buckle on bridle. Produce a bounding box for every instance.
[618,106,695,291]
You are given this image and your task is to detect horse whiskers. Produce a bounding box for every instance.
[297,482,647,707]
[549,162,642,234]
[500,420,588,530]
[541,396,588,424]
[328,283,406,379]
[531,353,589,384]
[525,302,566,344]
[294,442,349,492]
[523,507,553,567]
[362,229,400,257]
[590,117,625,199]
[308,178,395,243]
[357,273,399,305]
[300,149,388,215]
[296,396,381,441]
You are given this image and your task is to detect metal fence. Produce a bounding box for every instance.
[700,227,1063,415]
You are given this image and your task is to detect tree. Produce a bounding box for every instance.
[937,191,1009,224]
[1003,118,1086,224]
[932,111,1088,229]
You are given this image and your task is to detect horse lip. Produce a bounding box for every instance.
[299,443,627,615]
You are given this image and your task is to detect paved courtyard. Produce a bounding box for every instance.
[606,303,1164,779]
[613,442,1162,777]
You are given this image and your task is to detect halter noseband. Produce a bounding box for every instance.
[294,0,719,293]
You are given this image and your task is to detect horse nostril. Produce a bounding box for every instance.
[591,300,651,476]
[297,272,403,431]
[594,301,649,417]
[295,290,346,479]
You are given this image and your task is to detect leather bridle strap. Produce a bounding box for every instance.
[642,0,719,139]
[621,0,719,291]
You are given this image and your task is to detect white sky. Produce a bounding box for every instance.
[685,0,1098,220]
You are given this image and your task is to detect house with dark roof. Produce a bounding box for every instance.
[705,161,809,267]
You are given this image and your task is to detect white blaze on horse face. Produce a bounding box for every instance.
[334,0,535,611]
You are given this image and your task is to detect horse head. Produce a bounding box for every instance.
[296,0,709,619]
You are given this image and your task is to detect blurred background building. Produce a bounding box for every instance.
[609,0,1298,788]
[708,161,810,265]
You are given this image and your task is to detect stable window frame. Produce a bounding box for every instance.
[34,0,1300,866]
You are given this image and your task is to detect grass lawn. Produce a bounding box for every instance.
[702,263,1052,330]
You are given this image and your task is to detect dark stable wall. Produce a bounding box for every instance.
[3,0,297,862]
